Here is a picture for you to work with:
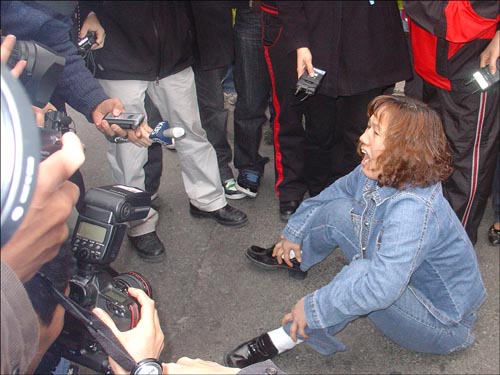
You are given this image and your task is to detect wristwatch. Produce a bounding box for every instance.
[131,358,163,375]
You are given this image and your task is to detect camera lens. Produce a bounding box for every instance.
[114,271,153,298]
[1,65,40,246]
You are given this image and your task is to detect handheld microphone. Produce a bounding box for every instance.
[149,121,185,146]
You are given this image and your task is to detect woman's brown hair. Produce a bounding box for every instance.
[361,95,453,188]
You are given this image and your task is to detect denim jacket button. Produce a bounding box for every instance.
[364,221,369,226]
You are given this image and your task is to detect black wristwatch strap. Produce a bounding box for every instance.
[131,358,163,375]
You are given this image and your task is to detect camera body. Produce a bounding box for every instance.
[49,185,153,373]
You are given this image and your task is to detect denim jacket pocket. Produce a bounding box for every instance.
[261,11,282,47]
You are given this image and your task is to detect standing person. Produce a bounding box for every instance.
[277,1,412,196]
[231,1,272,199]
[404,1,500,245]
[224,95,486,369]
[190,1,246,200]
[84,1,248,262]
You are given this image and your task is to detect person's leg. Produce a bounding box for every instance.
[368,288,477,354]
[193,64,234,184]
[143,93,163,199]
[97,79,158,235]
[97,79,164,261]
[302,94,337,197]
[232,8,272,198]
[145,68,227,211]
[262,5,308,215]
[424,83,500,244]
[146,69,248,227]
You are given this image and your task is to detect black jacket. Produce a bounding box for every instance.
[83,1,194,81]
[189,1,234,70]
[277,1,412,97]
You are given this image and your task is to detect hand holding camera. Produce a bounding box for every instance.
[1,132,84,282]
[93,288,165,375]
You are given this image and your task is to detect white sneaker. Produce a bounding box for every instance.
[224,178,246,200]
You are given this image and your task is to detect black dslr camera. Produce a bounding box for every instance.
[49,185,153,373]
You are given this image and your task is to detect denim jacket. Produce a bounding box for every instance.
[283,166,487,330]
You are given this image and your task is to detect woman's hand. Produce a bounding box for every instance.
[272,235,302,267]
[282,297,309,342]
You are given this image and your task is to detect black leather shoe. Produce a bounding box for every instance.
[279,200,301,222]
[224,333,278,369]
[128,232,165,263]
[189,203,248,227]
[246,245,307,279]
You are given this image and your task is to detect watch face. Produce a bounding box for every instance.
[134,360,162,375]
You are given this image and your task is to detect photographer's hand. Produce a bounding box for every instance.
[80,11,106,50]
[33,102,58,127]
[1,34,27,77]
[1,132,84,282]
[93,288,164,374]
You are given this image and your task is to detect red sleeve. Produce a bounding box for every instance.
[444,1,499,42]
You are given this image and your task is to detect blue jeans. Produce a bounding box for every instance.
[283,197,478,356]
[233,8,272,176]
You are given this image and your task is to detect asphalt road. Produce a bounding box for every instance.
[69,102,499,375]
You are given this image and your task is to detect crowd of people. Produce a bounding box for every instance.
[1,1,498,374]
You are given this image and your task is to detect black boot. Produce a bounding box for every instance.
[246,245,307,279]
[224,333,278,368]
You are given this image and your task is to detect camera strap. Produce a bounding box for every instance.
[36,273,137,372]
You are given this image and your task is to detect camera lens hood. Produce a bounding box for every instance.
[1,65,40,246]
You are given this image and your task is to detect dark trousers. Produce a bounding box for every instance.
[233,8,272,176]
[193,64,233,183]
[302,88,387,196]
[262,5,308,202]
[423,82,500,244]
[144,93,163,195]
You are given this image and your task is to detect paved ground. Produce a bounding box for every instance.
[69,100,499,374]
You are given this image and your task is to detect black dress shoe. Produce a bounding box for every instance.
[246,245,307,279]
[224,333,278,368]
[279,200,301,222]
[189,203,248,227]
[128,232,165,263]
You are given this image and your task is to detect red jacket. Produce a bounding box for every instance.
[405,1,499,91]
